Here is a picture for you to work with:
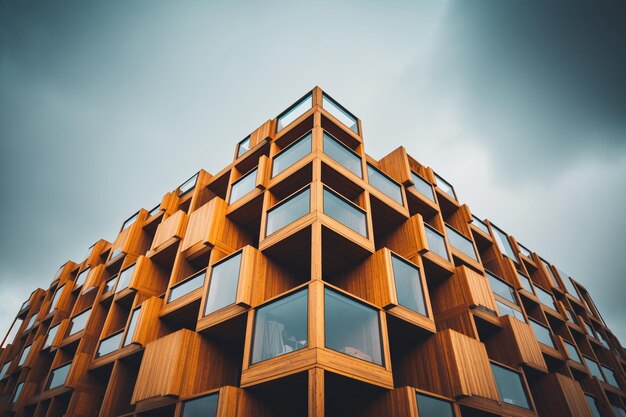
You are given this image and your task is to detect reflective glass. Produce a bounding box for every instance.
[0,362,10,379]
[562,275,580,299]
[491,226,518,262]
[272,133,312,177]
[517,272,534,294]
[18,345,31,366]
[123,308,140,347]
[325,288,382,365]
[49,285,64,312]
[445,225,478,261]
[585,395,602,417]
[266,188,310,236]
[518,243,532,257]
[565,309,576,323]
[229,168,258,204]
[168,271,205,303]
[237,136,251,157]
[323,133,362,178]
[424,225,449,260]
[96,332,123,357]
[601,365,619,387]
[584,322,596,337]
[416,393,453,417]
[277,94,312,132]
[122,211,140,230]
[20,299,29,310]
[12,382,23,403]
[47,363,71,390]
[183,393,219,417]
[108,247,123,262]
[116,265,135,293]
[496,300,525,322]
[596,331,610,349]
[323,188,367,237]
[612,406,626,417]
[104,276,117,293]
[529,320,555,348]
[205,253,242,315]
[367,164,403,205]
[487,272,517,304]
[564,341,582,363]
[411,173,435,202]
[75,268,89,288]
[391,255,427,316]
[535,287,558,311]
[45,325,59,348]
[472,215,490,235]
[251,290,307,363]
[179,173,198,196]
[491,363,531,409]
[149,204,161,216]
[434,173,457,200]
[584,357,606,382]
[24,315,37,330]
[540,259,558,286]
[69,308,91,335]
[322,93,358,133]
[2,319,21,348]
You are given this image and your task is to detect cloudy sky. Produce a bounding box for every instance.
[1,1,625,343]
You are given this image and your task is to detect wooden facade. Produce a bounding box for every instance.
[0,87,624,417]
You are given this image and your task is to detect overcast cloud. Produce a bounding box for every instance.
[1,0,625,343]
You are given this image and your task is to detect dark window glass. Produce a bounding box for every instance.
[446,225,478,261]
[322,93,359,134]
[491,363,531,409]
[47,363,71,390]
[323,188,367,237]
[205,253,242,315]
[323,132,362,178]
[416,393,454,417]
[272,133,312,177]
[96,332,123,357]
[168,271,205,303]
[367,164,403,205]
[229,168,258,204]
[391,255,427,316]
[529,320,555,348]
[564,341,582,363]
[182,393,219,417]
[266,188,310,236]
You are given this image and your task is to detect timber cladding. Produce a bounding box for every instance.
[0,87,624,417]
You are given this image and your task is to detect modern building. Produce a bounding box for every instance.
[0,87,624,417]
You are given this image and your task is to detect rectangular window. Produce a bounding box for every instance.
[424,225,449,260]
[18,345,31,367]
[11,382,23,404]
[69,308,91,336]
[416,393,453,417]
[272,133,312,177]
[251,289,307,364]
[229,168,258,204]
[116,265,135,293]
[612,406,626,417]
[563,340,582,363]
[411,172,435,202]
[367,164,403,205]
[496,300,525,322]
[237,136,251,158]
[535,287,558,311]
[75,268,90,288]
[108,247,123,262]
[182,393,219,417]
[0,362,10,379]
[472,215,490,235]
[434,173,457,200]
[540,259,558,286]
[487,272,517,304]
[149,204,162,217]
[20,299,29,311]
[585,395,602,417]
[559,272,580,299]
[44,324,59,348]
[1,319,22,349]
[277,93,312,132]
[168,271,205,303]
[596,331,610,349]
[601,366,619,387]
[325,288,383,366]
[266,187,310,236]
[322,93,359,134]
[529,320,555,348]
[584,357,606,382]
[391,255,427,316]
[24,315,37,331]
[518,243,532,257]
[323,188,367,237]
[205,252,242,316]
[122,308,140,347]
[49,285,64,312]
[104,275,117,293]
[491,225,518,262]
[47,362,71,391]
[323,132,362,178]
[178,172,199,196]
[584,322,596,338]
[96,332,123,358]
[445,225,478,261]
[517,272,534,294]
[121,210,140,231]
[491,363,531,409]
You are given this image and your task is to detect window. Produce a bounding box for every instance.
[168,271,205,303]
[75,268,90,288]
[612,406,626,417]
[1,319,22,348]
[585,395,602,417]
[47,362,71,390]
[535,287,558,311]
[272,133,312,177]
[149,204,162,217]
[205,252,242,316]
[11,381,24,404]
[367,164,403,205]
[561,274,580,299]
[68,308,91,336]
[277,93,312,132]
[18,345,31,367]
[564,309,576,323]
[416,393,453,417]
[178,172,199,196]
[322,93,358,133]
[104,275,117,293]
[323,132,362,178]
[96,332,123,357]
[540,259,558,286]
[325,288,383,365]
[49,285,65,312]
[563,340,582,363]
[424,225,449,260]
[518,243,532,257]
[601,365,619,387]
[237,136,251,158]
[0,362,10,379]
[122,308,140,347]
[182,393,219,417]
[496,300,525,321]
[116,265,135,293]
[487,272,517,304]
[434,173,457,200]
[409,172,435,202]
[20,299,29,311]
[491,363,531,409]
[229,168,258,204]
[121,210,140,231]
[24,314,37,331]
[472,215,490,235]
[323,188,367,237]
[517,272,534,294]
[391,255,427,316]
[266,187,310,236]
[491,225,518,262]
[251,290,307,364]
[596,331,610,349]
[529,320,555,348]
[108,247,123,262]
[44,324,59,348]
[584,357,606,382]
[445,225,478,261]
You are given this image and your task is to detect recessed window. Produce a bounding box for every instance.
[529,320,555,348]
[596,331,610,349]
[47,362,71,391]
[584,322,596,338]
[559,272,580,299]
[237,136,251,158]
[122,308,140,347]
[391,255,427,316]
[323,132,362,178]
[518,243,532,257]
[584,357,606,382]
[411,172,435,202]
[104,275,117,293]
[44,324,59,348]
[266,187,310,236]
[75,268,90,288]
[323,188,367,237]
[324,288,383,366]
[445,225,478,261]
[24,314,37,331]
[564,309,576,323]
[424,225,449,260]
[251,289,307,364]
[434,173,457,200]
[96,332,123,358]
[322,93,359,134]
[496,300,525,322]
[168,271,205,303]
[18,345,31,367]
[178,172,199,196]
[121,210,140,231]
[487,272,517,305]
[585,394,602,417]
[229,168,258,204]
[540,259,558,287]
[367,164,403,205]
[0,362,10,379]
[416,393,453,417]
[49,285,65,312]
[491,225,518,262]
[277,93,312,133]
[205,252,242,316]
[11,381,24,404]
[69,308,92,336]
[491,363,531,409]
[563,340,582,363]
[472,215,490,235]
[535,287,558,311]
[182,393,219,417]
[108,247,123,263]
[600,365,619,387]
[116,265,135,293]
[612,406,626,417]
[517,272,534,294]
[272,133,312,177]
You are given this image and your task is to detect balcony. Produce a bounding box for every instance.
[367,164,404,206]
[323,132,363,178]
[445,224,479,264]
[276,93,312,133]
[323,187,367,237]
[271,132,312,178]
[265,186,310,237]
[322,93,359,134]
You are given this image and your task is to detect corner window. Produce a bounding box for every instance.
[205,252,242,316]
[424,225,449,260]
[445,224,478,261]
[237,136,251,158]
[434,173,457,200]
[277,93,312,132]
[416,393,453,417]
[367,164,403,205]
[47,362,71,391]
[491,363,531,409]
[75,268,90,288]
[529,320,555,349]
[168,271,205,303]
[182,393,219,417]
[491,225,518,262]
[68,308,91,336]
[272,133,312,177]
[229,168,258,204]
[322,93,359,134]
[178,172,199,196]
[322,188,367,237]
[122,308,140,347]
[323,132,362,178]
[390,255,427,316]
[411,172,435,202]
[266,187,310,236]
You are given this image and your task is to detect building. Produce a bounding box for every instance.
[0,87,624,417]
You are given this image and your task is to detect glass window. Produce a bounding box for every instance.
[2,319,22,348]
[565,309,576,323]
[472,215,490,235]
[585,395,602,417]
[491,225,518,262]
[49,285,64,312]
[11,382,24,403]
[277,94,312,132]
[20,299,29,311]
[179,172,199,196]
[109,247,123,262]
[44,324,59,348]
[325,288,383,366]
[601,365,619,387]
[0,362,10,379]
[24,315,37,331]
[272,133,312,177]
[104,275,117,293]
[229,168,258,204]
[445,225,478,261]
[529,320,555,348]
[517,272,534,294]
[47,362,71,390]
[116,265,135,293]
[18,345,31,366]
[416,393,453,417]
[182,393,219,417]
[367,164,403,205]
[266,188,310,236]
[564,341,582,363]
[496,300,525,322]
[69,308,91,336]
[596,331,610,349]
[612,406,626,417]
[122,308,140,347]
[518,243,532,257]
[205,253,242,316]
[391,255,427,316]
[584,322,596,337]
[540,259,558,286]
[149,204,162,217]
[251,290,307,364]
[323,188,367,237]
[322,93,358,133]
[584,357,606,382]
[168,271,205,303]
[75,268,90,288]
[411,172,435,202]
[563,277,580,299]
[535,287,558,311]
[434,173,457,200]
[424,225,449,260]
[122,211,140,231]
[491,363,531,409]
[487,272,517,304]
[96,332,123,357]
[237,136,251,158]
[323,132,362,178]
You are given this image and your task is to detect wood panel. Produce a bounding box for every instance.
[149,210,188,254]
[378,214,428,259]
[431,266,497,315]
[530,372,593,417]
[378,147,412,186]
[486,315,547,371]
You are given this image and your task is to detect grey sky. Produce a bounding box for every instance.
[1,1,625,343]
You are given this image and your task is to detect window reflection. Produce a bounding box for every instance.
[391,255,427,316]
[411,172,435,202]
[491,225,518,262]
[116,265,135,293]
[424,225,449,260]
[491,363,531,409]
[122,308,140,347]
[323,133,362,178]
[416,393,453,417]
[47,363,71,391]
[323,188,367,237]
[229,168,258,204]
[182,393,219,417]
[529,320,554,348]
[168,271,205,303]
[434,173,457,200]
[68,308,91,336]
[367,164,403,205]
[96,332,123,357]
[237,136,251,158]
[322,93,359,133]
[272,133,312,177]
[205,253,242,316]
[266,188,310,236]
[277,94,312,132]
[445,225,478,261]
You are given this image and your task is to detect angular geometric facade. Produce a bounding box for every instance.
[1,87,624,417]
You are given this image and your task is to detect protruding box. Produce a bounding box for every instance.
[148,210,188,256]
